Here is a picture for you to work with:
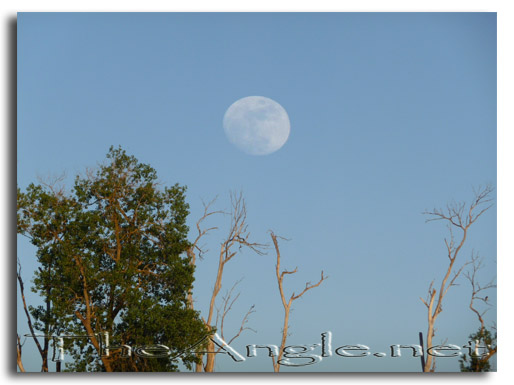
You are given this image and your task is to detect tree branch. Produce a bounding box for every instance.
[270,231,326,372]
[421,185,494,372]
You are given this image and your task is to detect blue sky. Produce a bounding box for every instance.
[17,12,496,372]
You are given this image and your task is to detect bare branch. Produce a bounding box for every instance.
[270,231,326,372]
[17,259,45,362]
[199,191,267,372]
[189,196,226,261]
[218,280,255,352]
[464,254,497,333]
[291,271,327,301]
[217,279,243,343]
[443,259,473,298]
[36,171,67,197]
[421,185,494,372]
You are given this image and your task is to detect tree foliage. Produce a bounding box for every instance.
[459,327,497,372]
[17,146,209,371]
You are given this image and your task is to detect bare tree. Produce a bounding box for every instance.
[270,232,326,372]
[187,192,266,372]
[17,259,49,372]
[420,185,494,372]
[460,255,497,371]
[465,255,496,334]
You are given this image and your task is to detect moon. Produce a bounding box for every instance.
[223,96,290,155]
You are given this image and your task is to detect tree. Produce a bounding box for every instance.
[17,259,51,372]
[17,146,208,372]
[459,327,496,372]
[459,255,497,372]
[17,177,68,372]
[17,334,25,372]
[420,186,494,372]
[270,232,326,372]
[186,192,265,372]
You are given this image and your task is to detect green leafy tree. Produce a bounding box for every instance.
[459,327,496,372]
[17,146,209,372]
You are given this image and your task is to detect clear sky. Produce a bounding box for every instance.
[17,12,497,372]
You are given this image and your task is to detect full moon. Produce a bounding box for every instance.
[223,96,290,155]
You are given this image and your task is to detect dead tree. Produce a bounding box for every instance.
[270,232,326,372]
[460,255,497,371]
[17,259,49,372]
[420,185,494,372]
[187,192,266,372]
